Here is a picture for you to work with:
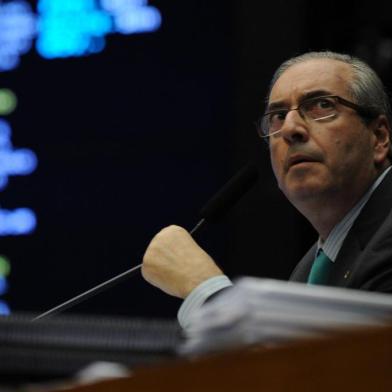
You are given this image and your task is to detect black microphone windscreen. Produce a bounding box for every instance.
[199,163,259,222]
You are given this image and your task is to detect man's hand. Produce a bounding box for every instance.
[141,225,223,298]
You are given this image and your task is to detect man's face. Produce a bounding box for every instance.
[268,59,382,208]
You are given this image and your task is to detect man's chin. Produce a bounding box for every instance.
[281,179,329,203]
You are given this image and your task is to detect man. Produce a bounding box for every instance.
[141,51,392,329]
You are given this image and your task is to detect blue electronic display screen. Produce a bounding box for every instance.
[0,0,161,69]
[0,0,234,317]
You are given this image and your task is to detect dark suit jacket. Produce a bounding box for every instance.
[290,168,392,293]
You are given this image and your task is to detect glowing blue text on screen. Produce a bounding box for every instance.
[0,0,162,70]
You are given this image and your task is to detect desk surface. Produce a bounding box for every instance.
[55,324,392,392]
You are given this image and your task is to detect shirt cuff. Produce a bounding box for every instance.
[177,275,233,330]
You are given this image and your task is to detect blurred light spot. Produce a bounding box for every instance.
[0,119,38,191]
[0,300,10,315]
[36,0,112,58]
[0,0,36,71]
[0,256,10,277]
[0,208,37,236]
[0,89,17,115]
[0,277,8,296]
[101,0,162,34]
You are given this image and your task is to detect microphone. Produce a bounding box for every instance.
[199,162,258,222]
[33,163,259,321]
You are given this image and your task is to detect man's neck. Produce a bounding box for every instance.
[295,164,391,241]
[303,198,358,241]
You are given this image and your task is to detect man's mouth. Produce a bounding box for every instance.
[287,154,319,169]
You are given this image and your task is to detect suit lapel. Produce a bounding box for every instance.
[289,243,316,282]
[329,168,392,287]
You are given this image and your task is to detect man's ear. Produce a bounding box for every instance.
[372,115,391,165]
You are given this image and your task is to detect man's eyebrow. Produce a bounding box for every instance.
[266,89,334,112]
[301,89,333,101]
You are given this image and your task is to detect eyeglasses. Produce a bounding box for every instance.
[258,95,376,139]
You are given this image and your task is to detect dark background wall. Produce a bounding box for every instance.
[2,0,392,319]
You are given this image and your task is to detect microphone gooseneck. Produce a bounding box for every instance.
[32,163,259,321]
[33,218,207,322]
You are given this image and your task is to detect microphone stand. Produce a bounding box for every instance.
[32,219,206,321]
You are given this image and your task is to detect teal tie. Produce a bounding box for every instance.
[307,249,333,285]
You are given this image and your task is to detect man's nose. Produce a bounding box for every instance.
[280,109,309,144]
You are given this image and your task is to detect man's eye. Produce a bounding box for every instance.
[304,97,336,116]
[269,111,286,122]
[307,98,335,111]
[315,98,334,109]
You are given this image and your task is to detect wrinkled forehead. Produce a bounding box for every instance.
[268,59,354,105]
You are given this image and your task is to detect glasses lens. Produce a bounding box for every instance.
[263,111,286,136]
[302,96,337,120]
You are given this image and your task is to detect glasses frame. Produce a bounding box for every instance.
[258,95,377,140]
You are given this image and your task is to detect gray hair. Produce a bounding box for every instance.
[267,51,392,157]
